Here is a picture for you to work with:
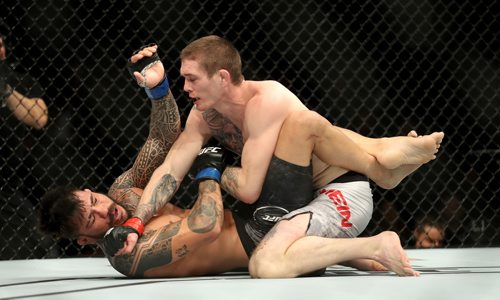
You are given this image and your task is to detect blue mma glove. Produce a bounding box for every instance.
[191,147,226,182]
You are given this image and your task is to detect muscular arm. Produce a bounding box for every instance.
[108,91,181,212]
[220,94,288,204]
[108,180,224,278]
[132,108,210,224]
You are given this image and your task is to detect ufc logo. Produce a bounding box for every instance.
[199,147,221,155]
[319,188,352,227]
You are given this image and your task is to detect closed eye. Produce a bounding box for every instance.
[86,195,97,228]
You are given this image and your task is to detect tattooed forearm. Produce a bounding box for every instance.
[187,198,218,233]
[109,171,141,214]
[136,174,178,222]
[221,166,240,198]
[187,180,223,233]
[132,140,167,188]
[149,91,181,146]
[130,91,181,188]
[112,222,181,277]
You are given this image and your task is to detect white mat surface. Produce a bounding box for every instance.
[1,248,499,300]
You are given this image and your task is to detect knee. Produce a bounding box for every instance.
[249,249,293,279]
[248,255,279,278]
[283,111,327,135]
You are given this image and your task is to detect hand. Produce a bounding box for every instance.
[102,217,144,257]
[190,146,226,182]
[128,44,165,89]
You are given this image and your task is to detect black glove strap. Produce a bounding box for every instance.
[102,226,139,257]
[127,43,160,78]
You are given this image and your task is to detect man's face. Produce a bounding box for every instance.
[74,189,128,245]
[415,225,444,248]
[180,58,224,111]
[0,37,6,60]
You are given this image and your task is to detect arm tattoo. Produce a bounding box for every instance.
[109,92,181,210]
[136,174,177,222]
[111,222,181,277]
[221,166,240,198]
[187,197,218,233]
[108,171,141,214]
[149,92,181,143]
[129,91,181,189]
[187,180,223,233]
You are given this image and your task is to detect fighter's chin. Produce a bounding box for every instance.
[193,102,205,111]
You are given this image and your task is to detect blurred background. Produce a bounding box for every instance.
[0,0,498,259]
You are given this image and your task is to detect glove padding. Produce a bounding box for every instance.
[191,146,226,182]
[127,43,160,79]
[102,217,144,257]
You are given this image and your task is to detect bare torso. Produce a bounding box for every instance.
[206,80,348,188]
[140,204,248,277]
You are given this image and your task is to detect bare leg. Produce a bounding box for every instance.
[337,127,444,169]
[274,111,444,189]
[249,214,419,278]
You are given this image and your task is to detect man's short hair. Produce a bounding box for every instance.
[38,186,84,239]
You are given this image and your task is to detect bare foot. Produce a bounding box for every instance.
[377,132,444,169]
[342,258,388,272]
[373,131,423,189]
[372,231,420,276]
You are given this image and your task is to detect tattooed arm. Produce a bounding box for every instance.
[108,180,224,278]
[132,107,211,227]
[108,90,181,213]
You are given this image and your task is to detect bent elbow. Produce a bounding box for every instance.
[238,190,261,204]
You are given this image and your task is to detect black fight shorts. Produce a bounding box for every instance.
[234,155,313,257]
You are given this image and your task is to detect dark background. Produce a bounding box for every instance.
[1,0,498,258]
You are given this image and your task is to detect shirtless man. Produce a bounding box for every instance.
[39,106,421,277]
[108,38,444,257]
[39,44,440,277]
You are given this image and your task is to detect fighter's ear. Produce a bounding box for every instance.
[77,236,90,245]
[218,69,231,83]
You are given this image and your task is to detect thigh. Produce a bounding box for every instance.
[253,213,311,256]
[282,181,373,238]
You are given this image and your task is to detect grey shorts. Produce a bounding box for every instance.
[281,180,373,238]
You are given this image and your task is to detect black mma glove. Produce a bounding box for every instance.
[102,217,144,257]
[191,146,226,182]
[127,44,169,100]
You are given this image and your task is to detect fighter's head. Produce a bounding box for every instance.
[39,186,128,245]
[180,35,244,111]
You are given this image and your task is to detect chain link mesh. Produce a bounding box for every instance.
[1,0,499,259]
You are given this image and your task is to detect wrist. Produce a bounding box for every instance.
[123,217,145,235]
[145,75,169,100]
[195,167,221,182]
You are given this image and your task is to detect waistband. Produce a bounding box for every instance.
[330,171,368,183]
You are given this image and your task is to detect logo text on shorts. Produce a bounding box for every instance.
[253,206,289,223]
[319,188,352,227]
